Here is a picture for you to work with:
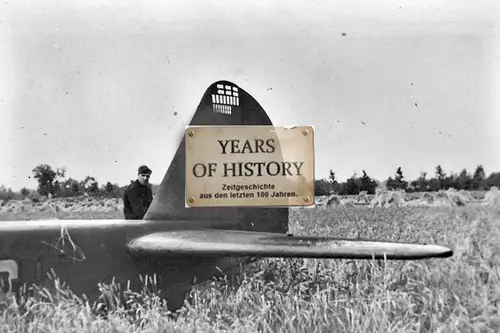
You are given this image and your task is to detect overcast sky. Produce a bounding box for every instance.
[1,0,499,190]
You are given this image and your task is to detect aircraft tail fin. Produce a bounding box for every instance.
[144,81,289,234]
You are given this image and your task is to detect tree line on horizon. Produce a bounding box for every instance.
[0,164,159,202]
[0,163,499,201]
[315,164,500,196]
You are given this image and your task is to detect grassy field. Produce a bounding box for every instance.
[1,202,499,332]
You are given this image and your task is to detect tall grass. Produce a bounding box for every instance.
[1,205,499,332]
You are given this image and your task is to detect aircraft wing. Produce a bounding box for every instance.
[126,229,453,260]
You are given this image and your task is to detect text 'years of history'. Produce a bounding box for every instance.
[185,125,315,207]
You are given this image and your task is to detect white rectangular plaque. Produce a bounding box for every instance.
[185,125,315,207]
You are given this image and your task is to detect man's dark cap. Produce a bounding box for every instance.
[138,165,152,175]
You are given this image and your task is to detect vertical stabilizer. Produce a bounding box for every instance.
[144,81,289,234]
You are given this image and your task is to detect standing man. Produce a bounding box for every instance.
[123,165,153,219]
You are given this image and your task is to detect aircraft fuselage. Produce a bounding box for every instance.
[0,218,262,311]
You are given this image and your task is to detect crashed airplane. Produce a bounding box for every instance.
[0,80,453,312]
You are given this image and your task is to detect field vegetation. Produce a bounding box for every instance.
[1,195,499,332]
[1,163,500,332]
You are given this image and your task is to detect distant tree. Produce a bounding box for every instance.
[103,181,120,197]
[472,165,486,190]
[54,167,67,196]
[52,180,62,197]
[456,168,472,190]
[428,178,441,192]
[329,170,336,183]
[443,173,456,190]
[486,172,500,188]
[343,172,361,195]
[396,167,403,181]
[32,164,66,197]
[435,165,446,189]
[71,181,80,194]
[333,182,344,194]
[0,185,15,201]
[88,181,99,196]
[80,176,96,193]
[116,184,128,197]
[20,187,30,197]
[315,179,332,196]
[58,177,81,197]
[410,180,418,191]
[105,181,114,193]
[386,167,408,190]
[326,170,343,194]
[359,170,378,194]
[413,171,428,192]
[32,164,55,196]
[396,166,408,190]
[386,177,397,190]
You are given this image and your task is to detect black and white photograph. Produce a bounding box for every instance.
[0,1,499,331]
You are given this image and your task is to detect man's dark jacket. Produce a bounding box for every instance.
[123,180,153,219]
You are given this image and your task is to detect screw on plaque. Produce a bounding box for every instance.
[304,196,310,202]
[188,130,194,137]
[188,196,195,204]
[302,128,309,136]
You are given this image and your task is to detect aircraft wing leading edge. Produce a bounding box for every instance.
[126,229,453,260]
